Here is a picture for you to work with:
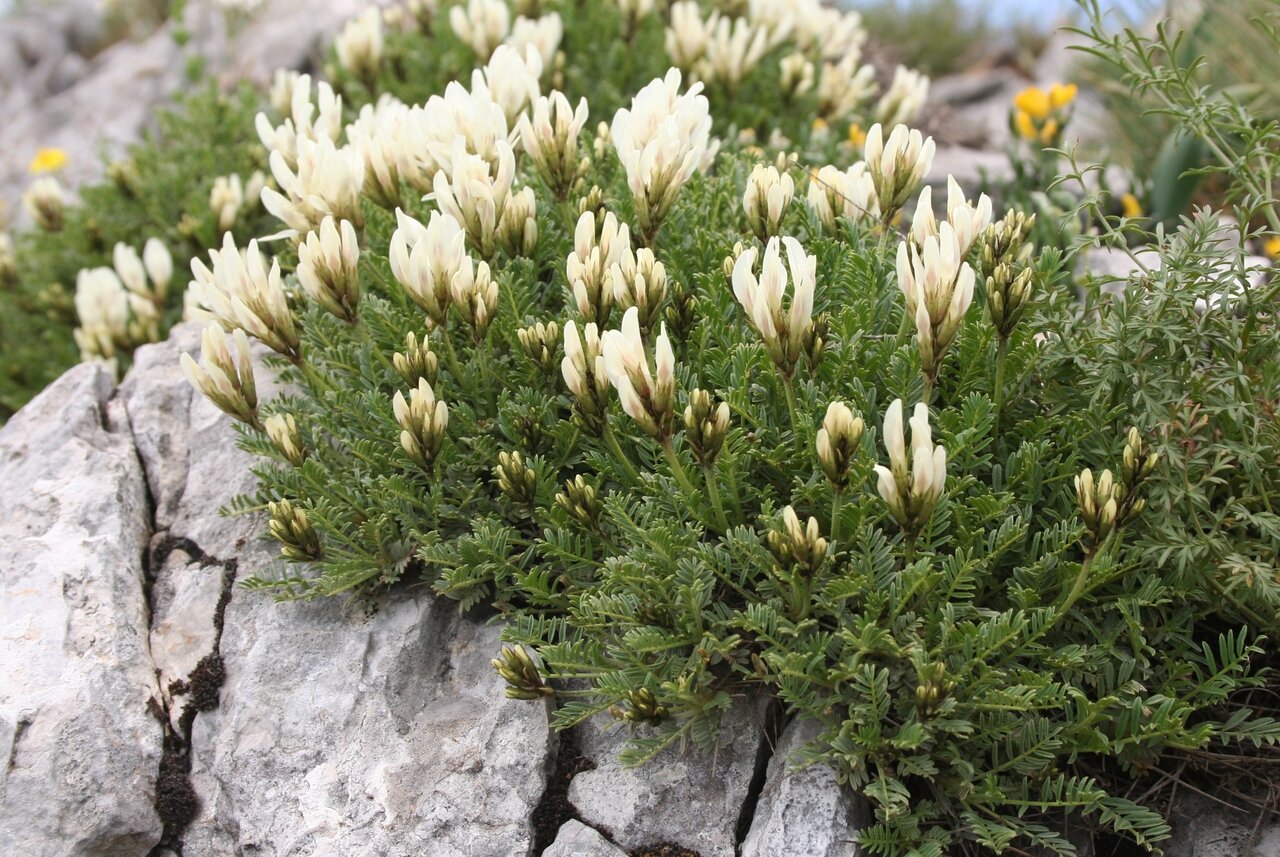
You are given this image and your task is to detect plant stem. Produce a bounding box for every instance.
[830,488,844,542]
[782,374,802,436]
[439,325,466,388]
[903,533,917,564]
[702,463,732,532]
[993,336,1010,441]
[661,438,700,501]
[921,373,934,406]
[603,424,642,484]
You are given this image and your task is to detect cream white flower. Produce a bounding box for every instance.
[74,267,130,362]
[562,318,610,407]
[23,176,65,231]
[700,15,770,92]
[210,174,245,232]
[665,1,714,73]
[611,69,714,240]
[474,43,543,127]
[731,236,816,374]
[864,123,935,220]
[112,242,148,299]
[181,324,260,426]
[607,246,667,333]
[144,238,173,301]
[506,13,562,71]
[517,90,589,198]
[874,399,946,536]
[613,0,656,35]
[451,258,498,339]
[255,74,343,169]
[601,306,675,438]
[298,216,361,323]
[743,163,795,240]
[806,162,879,231]
[335,7,385,86]
[187,233,300,361]
[450,0,511,59]
[389,208,468,327]
[816,53,876,123]
[897,223,975,381]
[432,137,518,259]
[269,68,301,116]
[497,185,539,257]
[262,134,366,236]
[875,66,930,129]
[779,52,814,101]
[568,209,632,326]
[909,178,991,255]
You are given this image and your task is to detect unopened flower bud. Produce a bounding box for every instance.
[743,163,795,241]
[393,331,438,387]
[608,247,667,334]
[767,506,828,575]
[298,216,361,323]
[874,400,947,538]
[392,378,449,469]
[816,401,864,489]
[612,687,667,724]
[180,324,260,427]
[496,186,539,257]
[496,450,538,505]
[683,388,729,467]
[519,320,560,373]
[556,475,601,527]
[451,260,498,340]
[265,413,306,466]
[107,159,140,197]
[492,645,554,700]
[268,499,323,562]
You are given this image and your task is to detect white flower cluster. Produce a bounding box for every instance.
[74,238,172,364]
[805,122,935,231]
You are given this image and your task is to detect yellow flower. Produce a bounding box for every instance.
[1049,82,1078,109]
[1264,235,1280,259]
[1014,110,1038,141]
[811,117,829,133]
[1121,193,1142,219]
[1040,118,1060,145]
[847,123,866,147]
[29,148,68,175]
[1013,86,1051,121]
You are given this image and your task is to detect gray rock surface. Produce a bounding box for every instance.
[741,720,865,857]
[0,0,367,222]
[0,362,163,855]
[544,819,629,857]
[1164,795,1280,857]
[568,699,769,857]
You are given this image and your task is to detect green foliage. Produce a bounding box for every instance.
[15,0,1280,853]
[0,83,272,418]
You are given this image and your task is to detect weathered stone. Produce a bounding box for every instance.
[741,720,865,857]
[0,363,163,855]
[184,597,555,857]
[568,699,768,857]
[1165,795,1280,857]
[928,145,1012,192]
[928,67,1027,150]
[543,819,629,857]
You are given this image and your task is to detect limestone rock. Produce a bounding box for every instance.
[740,720,865,857]
[1164,795,1280,857]
[543,820,629,857]
[184,599,555,857]
[0,363,163,855]
[568,699,768,857]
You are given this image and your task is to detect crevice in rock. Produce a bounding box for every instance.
[628,844,704,857]
[143,534,238,857]
[6,714,32,771]
[733,699,785,856]
[532,723,601,854]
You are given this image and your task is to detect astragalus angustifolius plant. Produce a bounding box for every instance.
[176,1,1280,855]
